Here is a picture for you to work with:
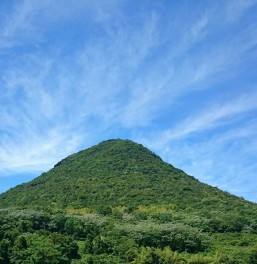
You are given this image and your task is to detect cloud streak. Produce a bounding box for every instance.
[144,120,257,202]
[0,1,257,202]
[160,91,257,142]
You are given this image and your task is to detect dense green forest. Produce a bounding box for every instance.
[1,139,257,263]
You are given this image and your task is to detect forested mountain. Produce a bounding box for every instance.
[1,139,257,263]
[0,139,255,213]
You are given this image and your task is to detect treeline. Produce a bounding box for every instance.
[1,208,257,264]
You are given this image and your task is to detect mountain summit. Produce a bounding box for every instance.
[0,139,255,215]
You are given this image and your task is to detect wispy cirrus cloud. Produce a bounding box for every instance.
[225,0,257,22]
[140,119,257,202]
[0,0,43,50]
[0,1,161,174]
[120,3,257,128]
[161,91,257,142]
[0,1,257,202]
[0,127,83,173]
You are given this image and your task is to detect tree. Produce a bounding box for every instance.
[249,249,257,264]
[0,239,10,264]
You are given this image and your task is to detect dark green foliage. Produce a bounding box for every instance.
[249,249,257,263]
[0,210,80,264]
[0,239,10,264]
[99,206,112,216]
[10,233,78,264]
[64,218,85,238]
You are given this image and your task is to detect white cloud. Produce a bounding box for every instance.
[1,1,157,174]
[0,0,257,203]
[0,0,124,50]
[147,123,257,202]
[149,92,257,147]
[0,0,41,49]
[225,0,257,23]
[0,126,84,175]
[118,6,257,129]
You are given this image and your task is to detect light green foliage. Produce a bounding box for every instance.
[115,222,210,253]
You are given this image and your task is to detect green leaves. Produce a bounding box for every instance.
[0,139,257,263]
[115,222,210,253]
[10,233,78,264]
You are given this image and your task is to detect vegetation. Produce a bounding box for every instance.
[0,139,257,263]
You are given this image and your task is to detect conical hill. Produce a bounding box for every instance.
[0,139,256,217]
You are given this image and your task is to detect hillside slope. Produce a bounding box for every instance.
[0,139,256,217]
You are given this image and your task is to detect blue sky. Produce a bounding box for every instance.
[1,0,257,202]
